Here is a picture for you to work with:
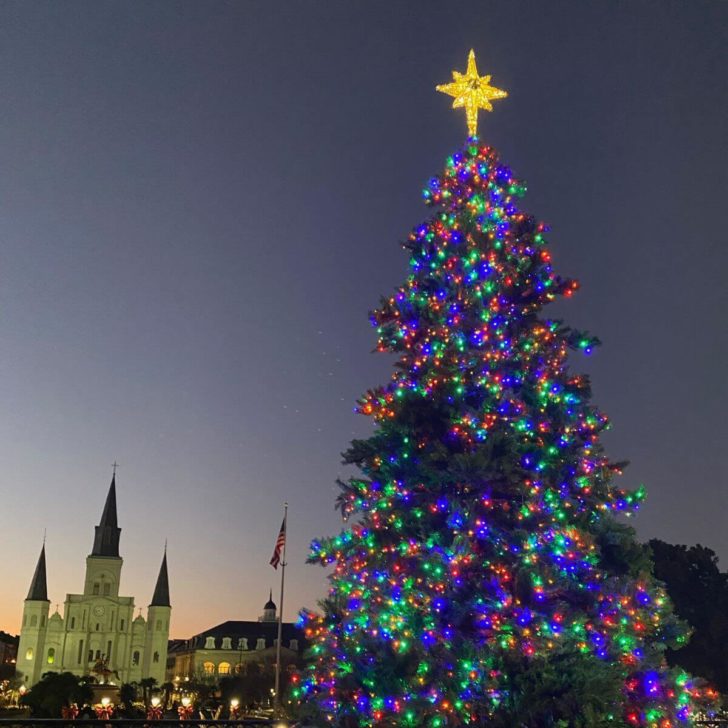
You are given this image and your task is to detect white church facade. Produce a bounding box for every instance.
[16,474,171,687]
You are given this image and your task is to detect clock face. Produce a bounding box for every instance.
[93,606,105,617]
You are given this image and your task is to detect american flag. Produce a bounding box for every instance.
[269,517,286,569]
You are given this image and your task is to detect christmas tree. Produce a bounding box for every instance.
[295,51,716,727]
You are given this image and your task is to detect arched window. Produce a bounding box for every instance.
[25,648,33,660]
[218,661,231,675]
[30,615,37,627]
[132,651,140,666]
[153,652,160,663]
[103,583,111,596]
[203,661,215,675]
[47,648,55,664]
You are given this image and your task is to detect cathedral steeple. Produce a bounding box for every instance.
[91,473,121,557]
[150,548,170,607]
[26,543,49,601]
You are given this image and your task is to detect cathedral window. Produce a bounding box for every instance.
[71,617,76,629]
[132,651,140,666]
[153,651,160,663]
[93,583,100,595]
[107,641,112,660]
[218,661,231,675]
[25,648,33,660]
[221,637,232,650]
[30,615,37,627]
[203,661,214,675]
[88,650,93,662]
[95,650,101,660]
[103,583,111,596]
[47,648,55,665]
[96,623,100,631]
[120,619,125,631]
[77,640,84,665]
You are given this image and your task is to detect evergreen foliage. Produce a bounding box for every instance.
[296,140,716,727]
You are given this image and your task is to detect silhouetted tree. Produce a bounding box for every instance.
[650,539,728,693]
[21,672,92,717]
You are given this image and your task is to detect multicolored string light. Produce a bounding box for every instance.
[294,140,716,727]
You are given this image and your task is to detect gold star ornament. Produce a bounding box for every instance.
[436,49,508,137]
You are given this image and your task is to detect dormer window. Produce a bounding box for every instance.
[221,637,232,650]
[237,638,248,651]
[290,639,299,651]
[256,638,265,650]
[204,636,215,649]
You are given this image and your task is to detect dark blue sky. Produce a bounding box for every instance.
[1,1,726,636]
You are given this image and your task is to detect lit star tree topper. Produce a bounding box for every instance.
[436,49,508,136]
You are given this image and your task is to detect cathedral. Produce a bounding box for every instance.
[16,474,171,687]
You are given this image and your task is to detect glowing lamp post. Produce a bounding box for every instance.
[178,696,194,720]
[229,698,240,719]
[95,697,114,720]
[147,695,163,720]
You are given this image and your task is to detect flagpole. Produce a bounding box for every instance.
[274,502,287,714]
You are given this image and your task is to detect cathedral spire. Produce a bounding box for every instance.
[26,543,49,601]
[150,548,170,607]
[91,472,121,557]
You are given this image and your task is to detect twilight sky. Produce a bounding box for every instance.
[0,1,726,638]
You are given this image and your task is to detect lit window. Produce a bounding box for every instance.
[47,648,55,664]
[203,661,215,675]
[218,662,231,675]
[132,651,140,666]
[25,648,33,660]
